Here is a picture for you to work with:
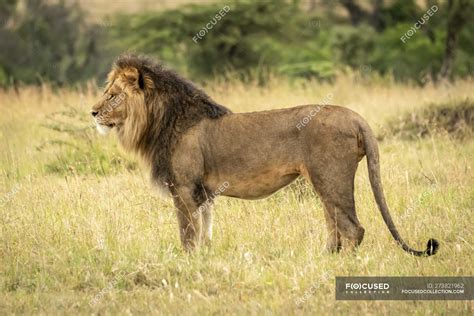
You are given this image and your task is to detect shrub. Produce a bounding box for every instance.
[383,99,474,140]
[0,0,103,86]
[40,105,138,176]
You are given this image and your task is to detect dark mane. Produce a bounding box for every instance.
[114,54,230,120]
[113,54,231,186]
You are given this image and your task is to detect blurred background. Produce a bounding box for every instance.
[0,0,472,86]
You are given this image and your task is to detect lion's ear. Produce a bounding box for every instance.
[121,67,152,91]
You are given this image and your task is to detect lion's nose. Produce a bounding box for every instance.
[91,111,99,117]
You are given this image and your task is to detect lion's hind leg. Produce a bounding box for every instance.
[305,162,365,253]
[321,197,365,252]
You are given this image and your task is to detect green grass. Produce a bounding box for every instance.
[0,79,473,314]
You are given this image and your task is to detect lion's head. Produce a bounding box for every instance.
[91,67,151,134]
[91,55,230,180]
[91,63,154,150]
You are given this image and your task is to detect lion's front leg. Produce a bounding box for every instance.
[172,187,203,252]
[201,204,213,245]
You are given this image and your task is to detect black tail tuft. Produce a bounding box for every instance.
[425,238,439,256]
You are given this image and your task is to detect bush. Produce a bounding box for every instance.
[110,1,308,78]
[383,99,474,140]
[0,0,103,86]
[107,0,473,83]
[40,105,138,176]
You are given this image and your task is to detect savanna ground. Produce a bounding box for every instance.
[0,74,473,315]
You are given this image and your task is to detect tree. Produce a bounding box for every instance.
[439,0,472,79]
[339,0,386,31]
[0,0,102,86]
[340,0,367,25]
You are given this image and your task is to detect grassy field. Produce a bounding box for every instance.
[0,75,473,314]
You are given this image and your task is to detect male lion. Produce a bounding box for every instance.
[91,55,439,256]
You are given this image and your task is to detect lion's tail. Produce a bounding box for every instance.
[359,120,439,256]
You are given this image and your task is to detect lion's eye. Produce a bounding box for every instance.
[106,94,114,101]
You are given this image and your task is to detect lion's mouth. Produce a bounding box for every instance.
[95,122,119,135]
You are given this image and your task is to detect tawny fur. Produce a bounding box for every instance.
[91,54,439,256]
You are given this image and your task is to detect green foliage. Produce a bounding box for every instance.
[110,1,306,78]
[107,0,472,82]
[43,141,137,176]
[0,0,102,85]
[330,24,377,68]
[381,0,423,26]
[0,0,473,85]
[40,106,138,176]
[369,23,445,81]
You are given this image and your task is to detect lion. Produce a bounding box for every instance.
[91,55,439,256]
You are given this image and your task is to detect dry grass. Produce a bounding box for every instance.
[1,75,473,314]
